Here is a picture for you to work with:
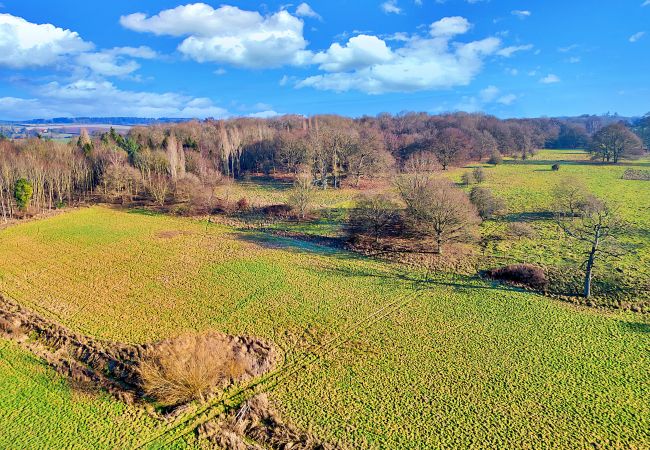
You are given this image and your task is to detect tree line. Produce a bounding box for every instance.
[0,112,646,220]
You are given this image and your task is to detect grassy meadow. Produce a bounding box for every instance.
[0,339,190,448]
[0,199,648,447]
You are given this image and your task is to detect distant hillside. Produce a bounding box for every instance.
[0,117,194,126]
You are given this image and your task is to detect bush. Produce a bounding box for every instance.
[472,167,486,183]
[487,152,503,165]
[469,187,505,219]
[262,204,293,218]
[486,264,548,290]
[236,197,250,212]
[348,194,400,242]
[14,178,33,211]
[552,163,560,171]
[287,172,314,220]
[506,222,536,239]
[139,334,244,407]
[622,169,650,181]
[460,172,475,186]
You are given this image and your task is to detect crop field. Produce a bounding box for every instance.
[0,205,648,448]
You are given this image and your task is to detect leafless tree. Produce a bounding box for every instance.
[555,196,626,298]
[398,177,480,254]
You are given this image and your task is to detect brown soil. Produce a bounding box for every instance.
[0,295,276,411]
[0,295,336,448]
[198,393,336,450]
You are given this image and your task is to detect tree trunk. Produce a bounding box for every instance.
[583,232,600,298]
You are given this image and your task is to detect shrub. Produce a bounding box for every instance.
[469,187,505,219]
[486,264,548,290]
[287,172,314,220]
[262,204,293,218]
[472,167,486,183]
[139,334,244,407]
[507,222,536,239]
[487,152,503,165]
[14,178,33,211]
[236,197,250,212]
[460,172,475,186]
[348,194,400,242]
[622,169,650,181]
[552,163,560,171]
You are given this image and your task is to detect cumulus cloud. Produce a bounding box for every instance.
[295,3,321,20]
[540,74,560,84]
[76,46,157,77]
[120,3,309,68]
[311,35,393,72]
[297,29,502,94]
[0,79,227,120]
[629,31,645,43]
[429,16,471,37]
[381,0,402,14]
[0,13,93,68]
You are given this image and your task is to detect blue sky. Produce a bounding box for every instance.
[0,0,648,120]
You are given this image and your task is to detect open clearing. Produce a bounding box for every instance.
[0,202,648,448]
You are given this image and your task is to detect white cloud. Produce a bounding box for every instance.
[295,3,321,20]
[540,74,560,84]
[430,16,471,37]
[297,33,502,94]
[497,93,517,105]
[248,110,282,118]
[312,34,393,72]
[455,85,517,111]
[381,0,402,14]
[567,56,581,63]
[643,1,650,6]
[75,47,156,77]
[496,44,533,57]
[76,53,140,77]
[511,10,531,18]
[629,31,646,43]
[120,4,308,68]
[0,79,228,120]
[480,85,500,102]
[0,13,93,68]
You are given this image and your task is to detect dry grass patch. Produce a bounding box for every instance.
[140,333,246,407]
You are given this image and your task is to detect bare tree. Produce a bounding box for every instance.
[348,194,400,242]
[589,123,644,163]
[432,128,470,170]
[398,177,479,254]
[287,172,314,220]
[555,196,626,298]
[552,177,590,216]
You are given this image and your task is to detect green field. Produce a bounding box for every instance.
[0,202,648,448]
[0,339,188,448]
[459,150,650,306]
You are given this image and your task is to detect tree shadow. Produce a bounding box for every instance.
[619,321,650,334]
[503,211,555,222]
[504,159,650,167]
[320,264,525,294]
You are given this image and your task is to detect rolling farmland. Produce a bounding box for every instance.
[0,204,648,448]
